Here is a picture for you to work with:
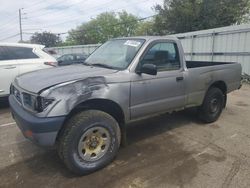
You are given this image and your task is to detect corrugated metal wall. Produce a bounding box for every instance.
[173,24,250,75]
[47,24,250,74]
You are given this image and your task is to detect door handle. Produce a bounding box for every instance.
[176,76,184,81]
[0,90,4,93]
[4,66,16,69]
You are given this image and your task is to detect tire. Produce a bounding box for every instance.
[198,87,225,123]
[57,110,121,175]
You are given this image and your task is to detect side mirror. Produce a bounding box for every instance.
[137,64,157,75]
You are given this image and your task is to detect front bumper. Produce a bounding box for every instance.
[9,95,65,147]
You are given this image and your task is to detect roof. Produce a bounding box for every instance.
[114,35,178,41]
[0,42,45,49]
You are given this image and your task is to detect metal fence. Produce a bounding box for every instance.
[173,24,250,75]
[47,24,250,75]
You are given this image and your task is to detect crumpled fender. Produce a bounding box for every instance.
[38,76,130,122]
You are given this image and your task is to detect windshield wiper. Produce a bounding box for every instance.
[90,63,116,69]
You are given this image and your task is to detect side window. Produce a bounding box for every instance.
[64,55,74,61]
[11,47,39,59]
[58,55,74,61]
[0,46,39,60]
[141,42,180,71]
[0,46,10,61]
[76,54,86,60]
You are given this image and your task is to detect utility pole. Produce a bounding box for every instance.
[19,8,23,42]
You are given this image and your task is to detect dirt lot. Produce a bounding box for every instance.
[0,84,250,188]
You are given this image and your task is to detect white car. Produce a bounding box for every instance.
[0,43,57,97]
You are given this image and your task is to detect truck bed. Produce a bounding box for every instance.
[186,61,235,69]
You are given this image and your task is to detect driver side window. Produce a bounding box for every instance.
[141,42,180,71]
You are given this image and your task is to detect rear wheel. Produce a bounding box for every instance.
[58,110,121,175]
[199,87,225,123]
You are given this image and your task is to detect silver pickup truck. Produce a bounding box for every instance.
[9,36,242,175]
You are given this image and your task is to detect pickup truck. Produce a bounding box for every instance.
[9,36,242,175]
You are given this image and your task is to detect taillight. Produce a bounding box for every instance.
[44,62,57,67]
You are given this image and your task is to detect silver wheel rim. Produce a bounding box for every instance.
[77,126,111,162]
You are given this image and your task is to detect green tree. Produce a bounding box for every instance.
[66,11,139,45]
[199,0,250,29]
[116,11,138,37]
[135,20,155,36]
[30,31,62,47]
[154,0,250,34]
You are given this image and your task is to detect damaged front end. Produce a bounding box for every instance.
[37,77,109,117]
[9,76,110,147]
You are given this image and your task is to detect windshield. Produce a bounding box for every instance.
[85,39,145,70]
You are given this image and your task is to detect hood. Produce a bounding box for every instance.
[15,65,118,93]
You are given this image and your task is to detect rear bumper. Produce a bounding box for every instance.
[9,95,65,147]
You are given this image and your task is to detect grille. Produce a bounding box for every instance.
[12,85,37,111]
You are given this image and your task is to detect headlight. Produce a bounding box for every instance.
[36,96,55,112]
[23,93,54,112]
[23,93,37,110]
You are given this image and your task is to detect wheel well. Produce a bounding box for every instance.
[209,81,227,95]
[67,99,125,125]
[209,81,227,107]
[56,99,127,146]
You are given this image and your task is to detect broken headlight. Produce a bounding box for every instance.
[36,96,55,112]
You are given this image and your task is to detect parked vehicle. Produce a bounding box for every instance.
[9,36,242,175]
[0,43,57,97]
[57,53,88,66]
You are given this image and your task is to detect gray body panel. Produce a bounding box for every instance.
[130,70,185,119]
[184,63,241,108]
[12,36,242,125]
[15,65,118,93]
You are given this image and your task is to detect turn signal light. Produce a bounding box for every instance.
[24,130,33,138]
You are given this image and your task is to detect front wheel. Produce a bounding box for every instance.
[58,110,121,175]
[198,87,225,123]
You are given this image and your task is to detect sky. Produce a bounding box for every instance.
[0,0,163,42]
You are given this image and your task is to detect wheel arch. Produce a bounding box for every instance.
[206,80,227,107]
[209,81,227,95]
[67,98,125,124]
[56,98,126,144]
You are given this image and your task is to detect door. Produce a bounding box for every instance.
[0,46,19,96]
[130,41,185,119]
